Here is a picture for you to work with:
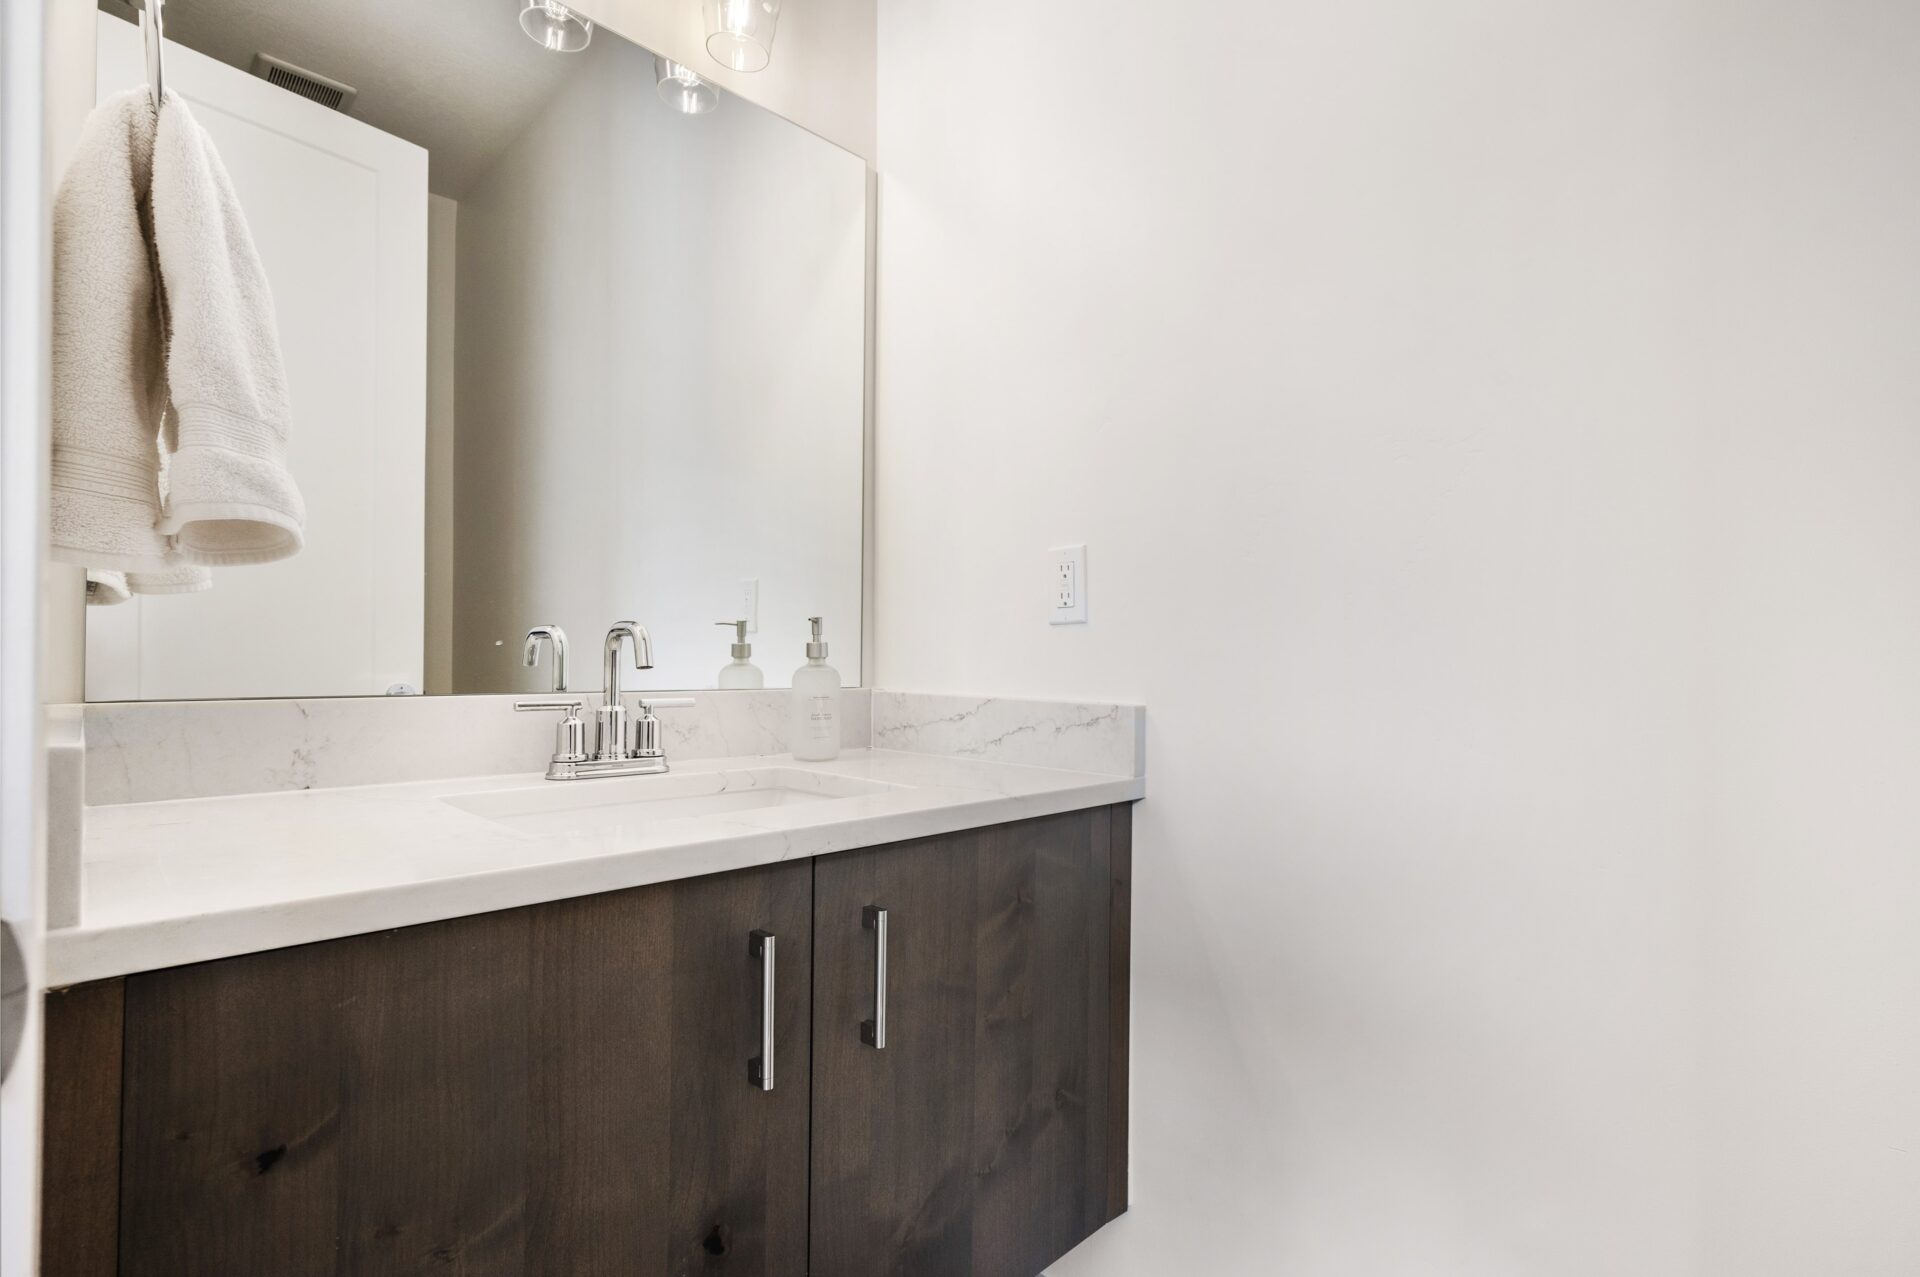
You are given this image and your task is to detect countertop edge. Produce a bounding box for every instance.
[46,773,1144,986]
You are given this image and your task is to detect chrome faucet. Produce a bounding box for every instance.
[514,621,691,780]
[597,622,652,762]
[522,625,569,692]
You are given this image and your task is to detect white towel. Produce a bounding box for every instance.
[150,92,304,564]
[48,89,180,573]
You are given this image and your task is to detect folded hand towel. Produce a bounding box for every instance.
[48,90,176,573]
[150,92,305,564]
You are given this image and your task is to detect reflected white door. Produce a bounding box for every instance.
[88,14,427,700]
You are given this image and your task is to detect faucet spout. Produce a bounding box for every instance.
[523,625,569,693]
[601,622,653,708]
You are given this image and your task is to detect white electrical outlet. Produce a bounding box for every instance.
[1049,544,1088,625]
[740,578,759,632]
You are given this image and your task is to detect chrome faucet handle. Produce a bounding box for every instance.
[630,698,696,761]
[514,698,589,766]
[523,625,569,692]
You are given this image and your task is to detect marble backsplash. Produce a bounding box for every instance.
[80,690,872,805]
[73,688,1144,805]
[873,692,1145,778]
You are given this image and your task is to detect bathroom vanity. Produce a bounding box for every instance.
[50,5,1139,1272]
[40,733,1138,1277]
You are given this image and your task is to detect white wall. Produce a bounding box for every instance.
[1688,6,1920,1270]
[873,2,1920,1274]
[455,35,867,694]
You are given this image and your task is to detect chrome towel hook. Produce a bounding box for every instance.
[139,0,166,111]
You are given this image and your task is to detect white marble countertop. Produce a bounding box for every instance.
[46,749,1143,986]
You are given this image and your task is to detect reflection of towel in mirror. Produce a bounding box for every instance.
[86,564,216,606]
[47,89,192,577]
[150,90,304,565]
[85,571,129,607]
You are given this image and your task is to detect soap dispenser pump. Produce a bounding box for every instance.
[715,620,764,689]
[789,616,841,761]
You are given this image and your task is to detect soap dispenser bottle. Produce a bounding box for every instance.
[789,616,841,761]
[715,620,764,689]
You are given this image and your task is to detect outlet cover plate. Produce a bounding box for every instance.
[1049,544,1088,625]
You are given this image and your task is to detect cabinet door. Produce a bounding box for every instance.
[528,861,812,1275]
[810,808,1130,1277]
[116,860,811,1277]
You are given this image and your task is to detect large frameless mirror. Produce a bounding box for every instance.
[84,0,868,699]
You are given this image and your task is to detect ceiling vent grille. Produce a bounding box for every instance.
[249,54,358,113]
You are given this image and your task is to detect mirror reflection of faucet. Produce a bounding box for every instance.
[523,624,569,691]
[515,623,693,780]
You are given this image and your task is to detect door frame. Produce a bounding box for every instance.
[0,0,51,1270]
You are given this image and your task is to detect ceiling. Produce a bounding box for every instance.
[120,0,636,197]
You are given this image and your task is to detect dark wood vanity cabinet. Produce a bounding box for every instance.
[810,809,1130,1277]
[42,806,1130,1277]
[102,859,813,1277]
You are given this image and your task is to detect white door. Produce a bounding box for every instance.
[87,13,427,700]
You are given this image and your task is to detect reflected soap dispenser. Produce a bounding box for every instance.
[789,616,841,761]
[715,620,764,689]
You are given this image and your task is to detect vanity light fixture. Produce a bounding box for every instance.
[704,0,779,73]
[519,0,593,52]
[656,56,718,114]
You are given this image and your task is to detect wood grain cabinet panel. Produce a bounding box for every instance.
[115,860,810,1277]
[41,978,124,1277]
[810,808,1130,1277]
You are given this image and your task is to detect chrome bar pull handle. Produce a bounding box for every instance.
[861,906,888,1049]
[749,930,775,1091]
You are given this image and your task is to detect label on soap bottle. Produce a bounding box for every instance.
[806,697,836,740]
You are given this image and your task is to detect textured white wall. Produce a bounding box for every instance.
[872,1,1920,1273]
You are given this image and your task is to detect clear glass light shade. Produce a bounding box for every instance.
[655,56,718,114]
[704,0,779,73]
[519,0,593,52]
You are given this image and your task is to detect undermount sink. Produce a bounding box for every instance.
[444,767,900,837]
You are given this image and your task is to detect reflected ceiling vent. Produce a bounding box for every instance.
[249,54,358,113]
